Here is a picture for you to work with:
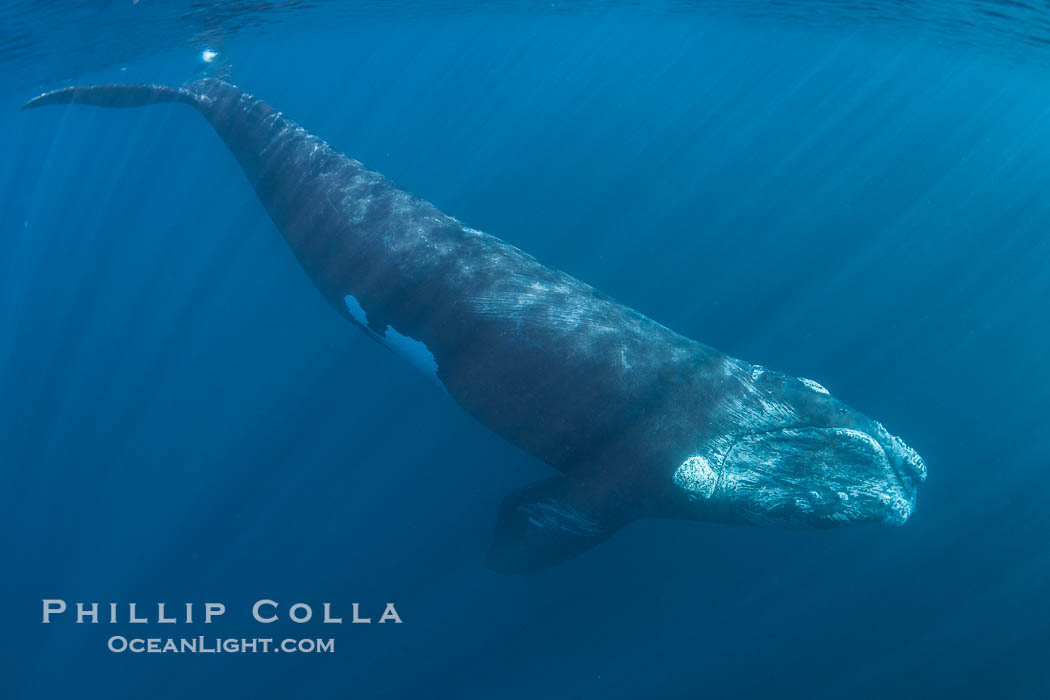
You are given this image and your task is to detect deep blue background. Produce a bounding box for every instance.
[3,5,1050,699]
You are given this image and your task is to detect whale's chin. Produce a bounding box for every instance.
[679,425,925,527]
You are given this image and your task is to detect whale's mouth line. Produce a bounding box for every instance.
[719,424,823,467]
[713,424,919,525]
[714,424,825,497]
[718,424,888,472]
[720,424,914,486]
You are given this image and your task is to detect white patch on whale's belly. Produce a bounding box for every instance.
[343,294,370,327]
[385,326,440,379]
[674,455,719,499]
[343,294,445,391]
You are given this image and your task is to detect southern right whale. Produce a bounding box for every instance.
[24,79,926,573]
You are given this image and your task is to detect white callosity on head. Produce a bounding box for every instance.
[343,294,444,390]
[888,427,928,483]
[866,420,927,484]
[673,455,720,499]
[898,439,927,482]
[799,377,830,395]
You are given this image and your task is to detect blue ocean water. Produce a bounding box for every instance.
[3,2,1050,698]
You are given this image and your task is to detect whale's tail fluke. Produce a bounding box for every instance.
[20,78,288,200]
[23,78,365,312]
[22,83,203,110]
[21,78,321,229]
[21,80,309,184]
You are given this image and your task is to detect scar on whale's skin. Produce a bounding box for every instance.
[344,294,444,390]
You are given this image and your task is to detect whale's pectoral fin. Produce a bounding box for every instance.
[486,474,635,574]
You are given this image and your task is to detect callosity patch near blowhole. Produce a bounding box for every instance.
[799,377,830,394]
[673,455,720,500]
[343,294,445,391]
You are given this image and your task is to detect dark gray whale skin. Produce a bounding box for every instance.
[24,79,926,573]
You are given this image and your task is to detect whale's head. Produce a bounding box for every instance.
[673,364,926,528]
